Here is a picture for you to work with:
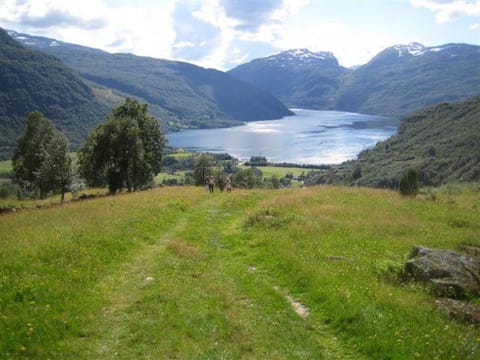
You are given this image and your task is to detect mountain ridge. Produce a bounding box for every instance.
[229,48,347,109]
[230,42,480,117]
[0,28,109,160]
[8,30,293,129]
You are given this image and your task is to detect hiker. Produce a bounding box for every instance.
[205,177,209,193]
[208,176,215,193]
[226,178,232,192]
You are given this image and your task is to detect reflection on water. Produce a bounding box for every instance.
[166,109,399,165]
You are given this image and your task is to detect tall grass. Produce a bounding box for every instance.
[1,185,479,359]
[0,160,12,176]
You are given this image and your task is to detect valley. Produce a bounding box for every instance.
[1,5,480,359]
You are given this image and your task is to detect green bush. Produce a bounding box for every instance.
[399,168,419,196]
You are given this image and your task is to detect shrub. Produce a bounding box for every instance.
[399,168,419,196]
[352,165,362,180]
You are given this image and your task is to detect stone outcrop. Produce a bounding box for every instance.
[435,298,480,325]
[405,246,480,299]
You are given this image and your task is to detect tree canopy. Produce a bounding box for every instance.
[12,111,72,199]
[79,99,166,193]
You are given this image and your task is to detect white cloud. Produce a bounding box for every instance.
[410,0,480,23]
[173,41,195,49]
[0,0,108,29]
[0,0,390,69]
[268,22,395,67]
[1,0,476,70]
[270,0,310,22]
[0,0,176,59]
[229,51,250,65]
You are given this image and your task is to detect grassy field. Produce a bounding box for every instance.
[155,171,187,184]
[239,165,308,188]
[1,185,479,359]
[240,165,307,178]
[168,151,196,158]
[0,160,12,177]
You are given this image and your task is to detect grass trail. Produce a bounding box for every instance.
[1,185,479,359]
[76,190,360,359]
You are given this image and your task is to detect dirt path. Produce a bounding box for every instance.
[75,193,363,359]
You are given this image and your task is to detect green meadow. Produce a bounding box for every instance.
[1,185,479,359]
[0,160,11,176]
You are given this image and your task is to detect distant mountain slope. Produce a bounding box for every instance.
[0,28,108,160]
[306,95,480,187]
[10,30,293,130]
[230,43,480,117]
[336,43,480,116]
[228,49,347,109]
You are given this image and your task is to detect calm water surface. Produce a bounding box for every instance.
[167,109,399,165]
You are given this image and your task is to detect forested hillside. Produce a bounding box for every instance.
[10,30,293,130]
[305,95,480,187]
[0,28,108,159]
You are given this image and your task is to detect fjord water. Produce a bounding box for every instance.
[167,109,399,164]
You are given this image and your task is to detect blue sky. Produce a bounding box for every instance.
[1,0,479,69]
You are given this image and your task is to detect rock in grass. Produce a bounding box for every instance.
[435,298,480,325]
[405,246,480,299]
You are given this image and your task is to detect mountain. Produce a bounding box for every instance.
[0,28,108,160]
[230,43,480,117]
[336,42,480,116]
[228,49,347,109]
[9,30,293,132]
[305,95,480,187]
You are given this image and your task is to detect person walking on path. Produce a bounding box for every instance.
[205,177,210,193]
[226,178,232,192]
[208,176,215,193]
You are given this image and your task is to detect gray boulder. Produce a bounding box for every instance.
[405,246,480,299]
[435,298,480,325]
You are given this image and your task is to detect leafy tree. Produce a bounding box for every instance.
[79,99,165,193]
[214,167,227,191]
[399,168,419,196]
[12,111,72,200]
[193,154,213,186]
[352,165,362,180]
[232,168,261,189]
[37,131,73,203]
[247,156,268,166]
[270,175,280,189]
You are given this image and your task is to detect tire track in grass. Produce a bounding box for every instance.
[76,190,364,359]
[175,191,365,359]
[74,193,210,359]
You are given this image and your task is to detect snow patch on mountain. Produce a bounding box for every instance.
[264,48,338,66]
[393,42,452,57]
[394,42,425,57]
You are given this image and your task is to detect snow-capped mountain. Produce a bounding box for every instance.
[391,42,469,58]
[393,42,426,57]
[228,49,347,109]
[230,43,480,116]
[264,48,339,66]
[8,30,64,48]
[336,42,480,115]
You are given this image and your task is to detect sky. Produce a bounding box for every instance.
[1,0,479,70]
